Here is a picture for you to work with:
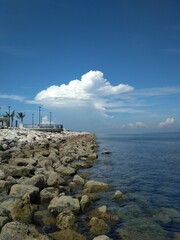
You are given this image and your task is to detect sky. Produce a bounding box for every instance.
[0,0,180,133]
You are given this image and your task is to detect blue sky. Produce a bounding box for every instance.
[0,0,180,133]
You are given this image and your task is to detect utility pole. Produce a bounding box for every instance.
[50,112,52,128]
[38,107,41,127]
[8,106,11,127]
[32,113,34,127]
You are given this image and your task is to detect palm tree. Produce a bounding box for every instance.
[16,112,26,125]
[6,109,15,127]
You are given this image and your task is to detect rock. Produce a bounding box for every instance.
[0,221,50,240]
[9,184,39,203]
[87,153,98,160]
[84,180,110,193]
[8,157,36,166]
[56,210,76,230]
[49,229,85,240]
[93,235,112,240]
[48,195,80,215]
[10,198,34,223]
[80,195,90,211]
[33,210,56,231]
[98,205,108,213]
[89,217,110,236]
[0,216,9,231]
[40,187,59,203]
[18,174,46,190]
[89,207,119,224]
[47,172,65,186]
[73,174,85,186]
[0,169,5,180]
[56,165,76,176]
[101,151,112,155]
[114,190,125,200]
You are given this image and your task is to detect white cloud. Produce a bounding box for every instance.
[35,70,134,114]
[0,94,25,101]
[159,118,175,127]
[122,121,146,128]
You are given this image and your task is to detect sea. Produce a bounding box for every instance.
[84,132,180,240]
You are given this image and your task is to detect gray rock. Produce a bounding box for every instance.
[89,217,110,236]
[40,187,59,203]
[47,172,65,187]
[0,169,5,180]
[84,180,109,193]
[9,184,39,203]
[0,221,50,240]
[73,174,85,186]
[93,235,112,240]
[56,210,76,229]
[56,165,76,176]
[80,195,90,211]
[48,195,80,215]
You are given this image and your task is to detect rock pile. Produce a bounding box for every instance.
[0,129,117,240]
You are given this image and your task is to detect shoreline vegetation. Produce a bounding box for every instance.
[0,128,121,240]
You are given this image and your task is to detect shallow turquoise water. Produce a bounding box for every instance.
[86,132,180,239]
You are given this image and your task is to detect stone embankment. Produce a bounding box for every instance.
[0,129,118,240]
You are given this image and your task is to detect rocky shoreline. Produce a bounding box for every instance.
[0,129,120,240]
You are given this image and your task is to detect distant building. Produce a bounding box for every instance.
[0,116,9,127]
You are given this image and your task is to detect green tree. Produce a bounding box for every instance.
[16,112,26,125]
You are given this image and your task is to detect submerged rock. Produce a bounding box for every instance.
[49,229,86,240]
[89,217,110,236]
[84,180,109,193]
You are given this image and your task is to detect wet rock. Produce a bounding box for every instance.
[89,206,119,224]
[84,180,110,193]
[48,195,80,215]
[89,217,110,236]
[114,190,125,200]
[56,210,76,230]
[93,235,112,240]
[73,174,85,186]
[49,229,85,240]
[80,195,90,211]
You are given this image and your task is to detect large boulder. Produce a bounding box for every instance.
[84,180,109,193]
[48,195,80,215]
[18,174,46,190]
[0,221,50,240]
[10,198,34,223]
[9,184,39,203]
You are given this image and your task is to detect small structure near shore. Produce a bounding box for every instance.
[0,116,9,128]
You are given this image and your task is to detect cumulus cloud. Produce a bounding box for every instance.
[35,70,134,114]
[159,118,175,127]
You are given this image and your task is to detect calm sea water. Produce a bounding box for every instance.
[86,132,180,240]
